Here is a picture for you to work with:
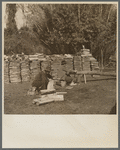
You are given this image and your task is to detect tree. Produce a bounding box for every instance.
[6,4,17,35]
[82,4,117,65]
[28,4,88,54]
[4,3,117,60]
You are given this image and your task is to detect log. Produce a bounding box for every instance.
[40,89,56,95]
[56,92,67,95]
[36,99,55,105]
[70,71,116,77]
[33,94,64,105]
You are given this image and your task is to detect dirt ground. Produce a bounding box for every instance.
[4,75,117,114]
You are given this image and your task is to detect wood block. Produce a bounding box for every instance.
[56,92,67,95]
[33,94,64,105]
[40,89,56,95]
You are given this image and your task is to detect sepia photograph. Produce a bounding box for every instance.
[3,2,117,115]
[2,1,118,148]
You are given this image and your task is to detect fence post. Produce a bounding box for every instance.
[101,49,104,72]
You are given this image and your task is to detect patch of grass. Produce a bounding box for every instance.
[4,77,116,114]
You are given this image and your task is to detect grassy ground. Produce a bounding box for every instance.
[4,75,116,114]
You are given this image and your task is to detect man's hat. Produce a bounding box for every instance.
[45,66,51,72]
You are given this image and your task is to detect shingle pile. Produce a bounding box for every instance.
[81,56,90,71]
[64,57,73,72]
[37,54,46,61]
[74,56,82,71]
[57,65,66,79]
[4,61,9,83]
[30,60,40,80]
[9,61,21,83]
[81,49,99,71]
[90,57,99,71]
[81,49,91,71]
[21,61,30,82]
[4,52,100,84]
[29,55,38,61]
[51,57,62,79]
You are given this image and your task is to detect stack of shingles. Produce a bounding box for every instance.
[37,54,46,61]
[4,61,9,83]
[9,61,21,83]
[81,49,99,71]
[30,60,40,80]
[82,56,90,71]
[57,58,66,79]
[21,61,30,82]
[74,56,82,71]
[51,57,61,79]
[29,55,38,61]
[64,57,73,72]
[90,57,99,71]
[81,49,91,71]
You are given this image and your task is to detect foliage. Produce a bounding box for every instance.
[31,4,87,54]
[4,3,117,64]
[6,4,17,35]
[89,4,117,64]
[4,27,51,55]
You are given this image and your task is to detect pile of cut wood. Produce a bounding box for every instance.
[81,49,99,71]
[21,61,30,82]
[33,90,67,106]
[9,61,21,83]
[51,57,63,79]
[4,61,9,83]
[4,51,101,84]
[74,56,82,71]
[64,57,73,71]
[30,60,40,80]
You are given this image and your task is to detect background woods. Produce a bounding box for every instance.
[4,4,117,65]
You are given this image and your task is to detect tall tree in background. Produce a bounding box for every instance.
[90,4,117,65]
[30,4,89,54]
[4,4,50,55]
[6,4,17,35]
[18,4,117,59]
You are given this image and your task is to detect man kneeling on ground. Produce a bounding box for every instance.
[60,71,77,86]
[32,66,53,94]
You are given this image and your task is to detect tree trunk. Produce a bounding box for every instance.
[78,4,80,24]
[6,4,17,34]
[50,4,53,27]
[107,5,112,22]
[100,4,102,17]
[101,49,104,71]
